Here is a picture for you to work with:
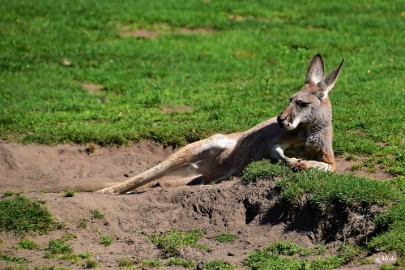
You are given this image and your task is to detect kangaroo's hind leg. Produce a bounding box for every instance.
[97,135,232,195]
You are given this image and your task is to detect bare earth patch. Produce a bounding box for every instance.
[0,141,391,269]
[117,23,216,39]
[80,82,104,95]
[160,105,194,114]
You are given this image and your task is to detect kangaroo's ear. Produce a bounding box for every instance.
[306,54,325,84]
[320,58,344,99]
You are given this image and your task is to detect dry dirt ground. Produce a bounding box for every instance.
[0,141,392,269]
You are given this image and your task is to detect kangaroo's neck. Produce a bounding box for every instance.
[304,120,333,152]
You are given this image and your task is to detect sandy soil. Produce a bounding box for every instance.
[0,141,392,269]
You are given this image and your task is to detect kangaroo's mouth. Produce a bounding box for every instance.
[277,115,300,130]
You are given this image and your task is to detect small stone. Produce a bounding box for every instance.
[196,261,204,270]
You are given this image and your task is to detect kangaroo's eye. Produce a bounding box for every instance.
[296,100,310,107]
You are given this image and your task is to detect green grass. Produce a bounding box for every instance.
[45,234,74,258]
[167,257,196,268]
[100,235,113,246]
[0,194,57,234]
[90,209,105,220]
[44,233,91,263]
[63,190,76,198]
[0,0,403,175]
[0,253,29,264]
[149,229,207,256]
[0,1,404,268]
[276,169,401,209]
[85,260,97,268]
[245,241,356,270]
[15,239,39,250]
[213,232,236,243]
[204,260,235,270]
[368,200,405,256]
[77,219,88,229]
[242,160,292,183]
[142,259,163,268]
[117,258,135,267]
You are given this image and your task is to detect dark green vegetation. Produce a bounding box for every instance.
[0,0,404,175]
[0,193,56,234]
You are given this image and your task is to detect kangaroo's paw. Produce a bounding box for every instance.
[287,158,309,171]
[95,186,121,195]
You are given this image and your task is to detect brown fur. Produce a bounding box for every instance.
[98,54,344,194]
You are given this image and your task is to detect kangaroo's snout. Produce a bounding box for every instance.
[277,114,287,127]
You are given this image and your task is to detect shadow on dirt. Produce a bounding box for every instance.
[175,178,381,246]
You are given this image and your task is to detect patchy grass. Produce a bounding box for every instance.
[45,234,75,259]
[0,253,29,264]
[85,260,97,268]
[150,229,207,256]
[142,259,163,268]
[117,258,135,267]
[0,194,57,234]
[213,232,236,243]
[204,260,235,270]
[90,209,105,220]
[245,241,355,270]
[63,189,76,198]
[167,257,196,268]
[15,239,39,250]
[100,235,113,246]
[77,219,88,229]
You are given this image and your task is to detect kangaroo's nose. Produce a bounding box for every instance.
[277,114,287,124]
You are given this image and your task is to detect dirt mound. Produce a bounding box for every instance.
[0,141,174,192]
[0,141,390,193]
[0,141,389,269]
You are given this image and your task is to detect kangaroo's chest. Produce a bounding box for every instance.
[284,133,323,160]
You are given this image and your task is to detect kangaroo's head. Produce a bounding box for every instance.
[277,54,344,130]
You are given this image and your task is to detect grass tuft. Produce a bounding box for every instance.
[63,189,76,198]
[213,232,236,243]
[90,209,105,220]
[204,260,235,270]
[142,259,163,268]
[167,257,196,268]
[15,239,39,250]
[117,258,134,267]
[0,194,57,234]
[150,229,206,256]
[100,235,113,246]
[245,241,348,270]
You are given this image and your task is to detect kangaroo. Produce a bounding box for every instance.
[98,54,344,195]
